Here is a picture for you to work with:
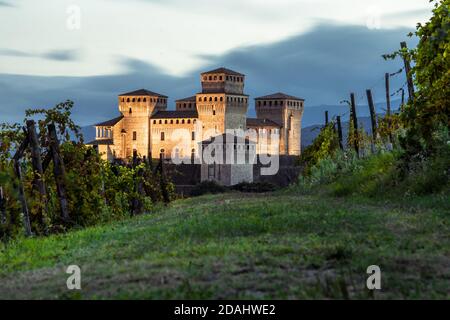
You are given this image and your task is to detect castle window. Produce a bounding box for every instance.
[213,110,216,116]
[138,98,141,102]
[182,119,185,124]
[214,97,218,102]
[263,101,266,106]
[193,119,196,124]
[159,120,162,124]
[165,120,168,124]
[160,149,165,159]
[257,101,261,106]
[129,108,132,114]
[220,97,223,102]
[143,98,147,102]
[132,98,135,102]
[121,98,124,102]
[127,98,130,102]
[269,101,272,106]
[183,103,186,108]
[226,76,229,81]
[219,76,223,81]
[133,131,137,141]
[187,119,191,124]
[192,131,195,141]
[209,76,212,80]
[161,132,165,141]
[209,97,212,102]
[176,120,179,124]
[203,76,207,81]
[170,120,173,124]
[153,120,156,124]
[214,76,217,80]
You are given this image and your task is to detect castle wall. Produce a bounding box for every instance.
[150,119,198,160]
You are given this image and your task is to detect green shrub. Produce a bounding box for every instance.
[190,181,227,197]
[230,182,277,193]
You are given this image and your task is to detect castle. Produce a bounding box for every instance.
[88,67,304,165]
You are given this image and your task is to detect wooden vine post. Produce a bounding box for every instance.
[325,111,329,126]
[400,42,415,102]
[350,93,359,157]
[26,120,47,227]
[366,89,378,152]
[12,134,32,236]
[47,124,70,223]
[336,116,344,151]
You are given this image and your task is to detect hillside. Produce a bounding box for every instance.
[1,189,448,299]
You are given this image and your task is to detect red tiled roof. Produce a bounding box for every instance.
[246,118,281,128]
[151,110,198,119]
[119,89,168,98]
[94,115,124,127]
[201,67,244,76]
[255,92,304,101]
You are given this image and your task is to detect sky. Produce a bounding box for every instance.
[0,0,434,126]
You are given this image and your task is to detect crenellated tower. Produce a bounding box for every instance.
[196,68,249,138]
[254,93,304,156]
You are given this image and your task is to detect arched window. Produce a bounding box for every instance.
[170,120,173,124]
[219,76,223,81]
[132,98,135,102]
[164,120,168,124]
[176,119,179,124]
[209,76,212,80]
[160,132,165,141]
[209,97,213,102]
[213,109,216,116]
[182,119,185,124]
[159,120,162,124]
[143,98,147,102]
[153,120,156,124]
[214,76,217,80]
[191,148,196,162]
[137,98,141,102]
[127,98,130,102]
[220,97,223,102]
[129,108,132,114]
[214,97,218,102]
[187,119,191,124]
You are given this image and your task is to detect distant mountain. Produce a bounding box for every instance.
[303,99,401,127]
[81,126,95,143]
[302,116,375,148]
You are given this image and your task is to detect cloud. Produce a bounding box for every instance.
[0,23,417,127]
[0,48,80,61]
[0,1,14,7]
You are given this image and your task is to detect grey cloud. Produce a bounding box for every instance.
[0,24,417,128]
[0,48,80,61]
[0,1,14,7]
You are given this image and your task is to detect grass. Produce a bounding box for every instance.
[0,189,449,299]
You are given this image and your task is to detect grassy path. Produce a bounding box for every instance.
[0,190,449,299]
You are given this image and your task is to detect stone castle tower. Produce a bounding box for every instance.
[89,67,304,161]
[196,68,249,137]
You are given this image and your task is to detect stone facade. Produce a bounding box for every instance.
[88,67,304,167]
